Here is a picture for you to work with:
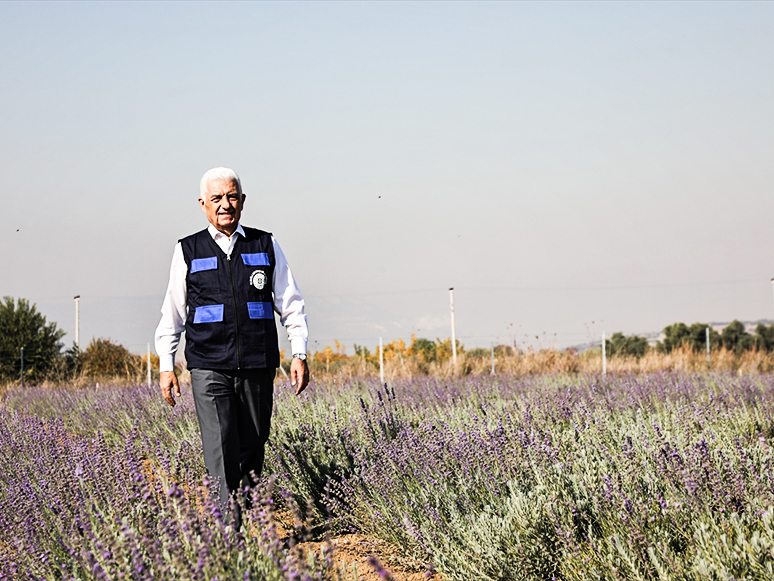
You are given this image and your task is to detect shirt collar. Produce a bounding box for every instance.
[207,223,245,241]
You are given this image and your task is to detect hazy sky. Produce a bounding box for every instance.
[2,1,773,357]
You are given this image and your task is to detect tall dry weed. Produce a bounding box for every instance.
[305,344,774,383]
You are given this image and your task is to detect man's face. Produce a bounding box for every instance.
[199,178,245,235]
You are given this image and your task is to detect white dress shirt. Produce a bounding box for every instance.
[154,224,308,372]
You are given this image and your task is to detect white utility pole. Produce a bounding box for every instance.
[449,288,457,367]
[20,347,25,388]
[147,343,152,386]
[379,337,384,384]
[706,326,711,369]
[602,331,607,376]
[74,295,81,351]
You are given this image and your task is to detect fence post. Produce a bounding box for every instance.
[491,342,495,375]
[706,326,711,370]
[449,288,457,368]
[20,347,25,388]
[602,332,606,376]
[74,295,80,352]
[379,337,384,385]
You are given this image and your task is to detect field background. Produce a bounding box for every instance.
[304,343,774,380]
[2,370,774,580]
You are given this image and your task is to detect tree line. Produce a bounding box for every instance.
[0,297,154,384]
[5,294,774,384]
[604,320,774,359]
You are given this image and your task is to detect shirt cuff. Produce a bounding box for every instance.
[290,338,307,357]
[159,354,176,373]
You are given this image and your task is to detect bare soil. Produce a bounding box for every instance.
[304,534,443,581]
[300,533,444,581]
[273,511,445,581]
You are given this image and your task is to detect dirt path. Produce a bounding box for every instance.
[272,511,444,581]
[299,533,445,581]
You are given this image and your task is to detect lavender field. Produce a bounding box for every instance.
[2,373,774,580]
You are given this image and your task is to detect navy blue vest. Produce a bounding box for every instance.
[180,227,280,370]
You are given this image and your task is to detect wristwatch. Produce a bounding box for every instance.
[292,353,307,361]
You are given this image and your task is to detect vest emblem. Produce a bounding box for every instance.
[250,269,267,290]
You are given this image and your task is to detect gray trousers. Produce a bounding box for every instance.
[190,368,275,507]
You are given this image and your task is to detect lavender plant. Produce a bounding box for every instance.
[0,407,340,580]
[325,375,774,580]
[4,374,774,580]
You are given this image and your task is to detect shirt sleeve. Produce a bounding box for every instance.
[272,236,308,356]
[154,243,188,372]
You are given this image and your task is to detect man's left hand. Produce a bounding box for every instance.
[290,357,310,395]
[160,370,181,407]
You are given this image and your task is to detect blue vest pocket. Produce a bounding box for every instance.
[246,302,273,319]
[191,257,218,273]
[193,304,224,324]
[241,253,270,266]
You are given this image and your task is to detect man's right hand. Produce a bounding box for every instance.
[160,370,181,407]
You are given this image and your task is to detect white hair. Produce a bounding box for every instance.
[199,167,242,198]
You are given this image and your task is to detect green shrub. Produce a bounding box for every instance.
[78,337,143,379]
[0,296,64,383]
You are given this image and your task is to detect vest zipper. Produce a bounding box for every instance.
[227,254,242,369]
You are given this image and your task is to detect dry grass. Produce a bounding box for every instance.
[0,367,192,392]
[5,347,774,392]
[306,345,774,382]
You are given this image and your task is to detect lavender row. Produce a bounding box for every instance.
[4,374,774,579]
[0,408,342,580]
[271,374,774,580]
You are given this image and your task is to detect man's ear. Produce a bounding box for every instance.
[199,197,206,212]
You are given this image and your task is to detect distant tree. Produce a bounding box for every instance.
[721,320,754,354]
[410,337,438,362]
[460,346,514,359]
[686,323,722,352]
[432,337,464,361]
[607,332,649,358]
[0,296,65,383]
[79,338,142,379]
[465,348,489,358]
[62,342,81,375]
[312,341,349,373]
[658,323,690,353]
[353,344,371,358]
[657,322,720,353]
[494,345,514,357]
[754,323,774,352]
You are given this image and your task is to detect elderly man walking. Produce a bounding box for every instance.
[155,167,309,525]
